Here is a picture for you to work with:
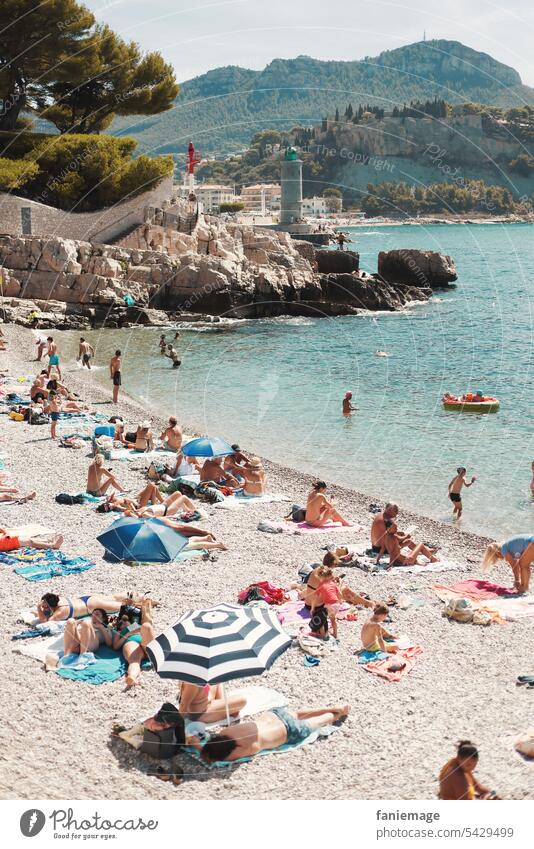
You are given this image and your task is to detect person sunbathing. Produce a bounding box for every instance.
[482,535,534,594]
[360,604,397,652]
[62,608,113,656]
[0,490,36,505]
[166,451,201,478]
[160,417,182,451]
[126,491,201,520]
[112,599,156,689]
[194,705,350,763]
[178,682,247,723]
[241,457,266,496]
[98,482,165,514]
[439,741,501,800]
[0,528,62,552]
[200,456,239,488]
[134,421,154,452]
[305,481,351,527]
[87,454,125,497]
[36,591,154,623]
[378,519,439,566]
[156,516,228,551]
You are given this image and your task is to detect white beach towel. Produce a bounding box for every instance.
[214,492,290,510]
[15,633,64,663]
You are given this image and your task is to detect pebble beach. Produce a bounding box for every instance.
[1,324,533,801]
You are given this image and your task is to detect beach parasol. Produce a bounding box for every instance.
[96,516,189,563]
[181,437,234,458]
[146,603,292,724]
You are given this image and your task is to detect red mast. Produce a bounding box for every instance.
[186,142,201,175]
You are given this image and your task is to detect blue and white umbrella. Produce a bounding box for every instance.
[146,602,291,685]
[181,437,234,458]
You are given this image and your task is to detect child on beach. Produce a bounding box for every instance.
[46,390,61,440]
[448,467,476,519]
[361,604,397,652]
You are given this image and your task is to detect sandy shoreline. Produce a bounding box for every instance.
[1,324,533,801]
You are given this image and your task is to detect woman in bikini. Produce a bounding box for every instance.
[63,608,112,656]
[112,600,156,689]
[241,457,267,496]
[156,515,228,551]
[305,481,351,528]
[134,421,154,453]
[439,741,501,800]
[99,482,165,514]
[178,682,247,723]
[36,591,157,623]
[300,553,373,609]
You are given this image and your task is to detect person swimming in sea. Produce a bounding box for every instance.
[342,391,356,416]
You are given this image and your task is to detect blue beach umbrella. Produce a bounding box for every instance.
[97,516,189,563]
[181,436,234,458]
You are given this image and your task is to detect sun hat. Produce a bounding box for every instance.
[249,456,262,468]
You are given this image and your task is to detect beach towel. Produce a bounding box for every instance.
[258,519,362,536]
[434,579,518,602]
[354,552,466,575]
[125,548,209,567]
[214,492,290,510]
[183,723,339,768]
[56,646,151,684]
[8,551,95,581]
[109,446,177,462]
[362,645,423,681]
[12,620,66,640]
[276,599,354,628]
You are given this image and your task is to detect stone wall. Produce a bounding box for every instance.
[0,176,174,243]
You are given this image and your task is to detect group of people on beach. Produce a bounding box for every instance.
[0,325,519,797]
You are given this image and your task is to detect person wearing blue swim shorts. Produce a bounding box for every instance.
[196,704,350,763]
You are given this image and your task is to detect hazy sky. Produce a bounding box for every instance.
[84,0,534,85]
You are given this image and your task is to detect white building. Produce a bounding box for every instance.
[175,182,236,213]
[239,183,281,214]
[301,196,328,216]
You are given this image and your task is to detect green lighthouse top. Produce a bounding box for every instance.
[284,146,299,161]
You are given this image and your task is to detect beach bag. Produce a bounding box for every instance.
[125,431,137,443]
[238,581,286,606]
[443,598,474,623]
[195,482,224,504]
[289,504,306,522]
[147,461,165,481]
[55,493,86,505]
[8,411,24,421]
[30,412,48,425]
[139,702,185,759]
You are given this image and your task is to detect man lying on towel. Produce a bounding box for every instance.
[191,704,350,763]
[0,528,63,552]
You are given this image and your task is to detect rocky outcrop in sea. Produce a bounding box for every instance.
[0,220,456,327]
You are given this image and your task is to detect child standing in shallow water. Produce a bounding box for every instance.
[360,604,397,652]
[448,467,476,520]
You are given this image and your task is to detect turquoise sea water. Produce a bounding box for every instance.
[59,223,534,539]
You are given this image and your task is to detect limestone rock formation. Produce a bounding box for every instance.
[377,249,457,288]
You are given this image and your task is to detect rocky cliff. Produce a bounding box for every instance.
[0,223,454,327]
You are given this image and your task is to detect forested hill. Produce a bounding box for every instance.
[110,40,534,156]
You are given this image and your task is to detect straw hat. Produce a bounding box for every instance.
[249,456,262,469]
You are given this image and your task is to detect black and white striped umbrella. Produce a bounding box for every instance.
[146,602,291,685]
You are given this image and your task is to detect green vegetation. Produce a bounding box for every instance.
[17,134,173,211]
[0,157,38,191]
[219,202,244,212]
[0,0,178,133]
[109,40,534,154]
[361,180,519,216]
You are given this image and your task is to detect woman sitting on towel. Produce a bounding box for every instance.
[134,421,154,453]
[63,608,112,656]
[305,481,351,528]
[194,705,350,763]
[241,457,267,496]
[87,454,125,497]
[112,600,156,689]
[156,516,228,551]
[439,741,501,800]
[178,682,247,723]
[482,535,534,594]
[37,591,156,623]
[300,553,374,610]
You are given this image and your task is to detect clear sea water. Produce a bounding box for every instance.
[59,223,534,539]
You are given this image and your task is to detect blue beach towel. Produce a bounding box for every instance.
[356,649,389,664]
[56,646,151,685]
[0,549,96,581]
